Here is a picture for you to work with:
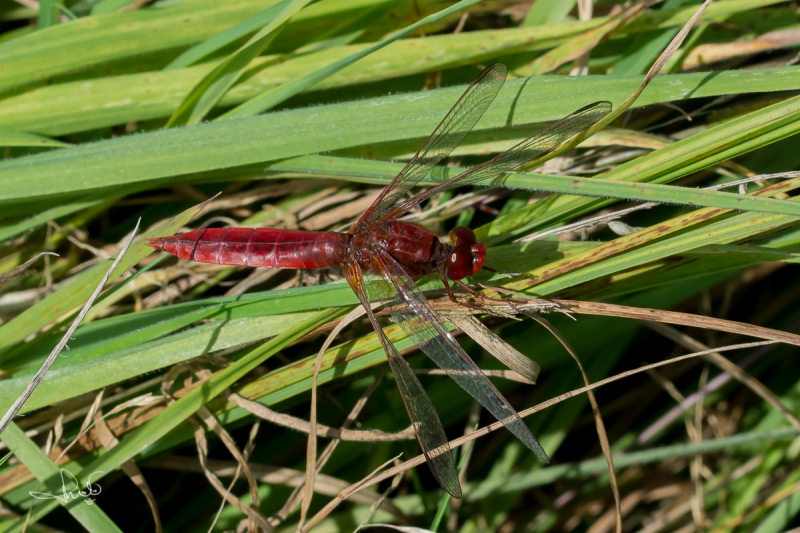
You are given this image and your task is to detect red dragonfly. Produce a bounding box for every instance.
[149,63,611,498]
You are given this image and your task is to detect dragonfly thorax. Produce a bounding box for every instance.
[348,221,484,281]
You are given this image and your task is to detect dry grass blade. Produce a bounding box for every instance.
[93,410,162,533]
[446,314,540,384]
[227,394,415,441]
[518,202,657,242]
[54,391,105,462]
[0,219,140,436]
[302,454,405,533]
[636,331,795,445]
[208,421,260,533]
[195,405,262,532]
[300,340,773,522]
[414,368,532,384]
[526,313,622,533]
[161,362,263,532]
[527,0,648,76]
[535,0,714,164]
[359,526,435,532]
[300,303,368,529]
[286,377,392,530]
[144,455,399,509]
[355,467,404,531]
[554,299,800,346]
[190,419,270,532]
[0,252,58,289]
[711,476,800,531]
[645,322,800,433]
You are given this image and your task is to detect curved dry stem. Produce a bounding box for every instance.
[301,339,775,532]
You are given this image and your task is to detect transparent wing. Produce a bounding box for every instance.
[384,100,613,219]
[367,252,549,463]
[359,63,508,224]
[342,261,462,499]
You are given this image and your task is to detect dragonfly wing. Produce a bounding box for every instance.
[369,253,549,463]
[385,100,613,219]
[359,63,507,224]
[343,261,462,498]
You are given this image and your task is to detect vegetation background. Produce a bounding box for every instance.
[1,0,800,531]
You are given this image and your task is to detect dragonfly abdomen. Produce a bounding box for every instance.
[148,228,349,269]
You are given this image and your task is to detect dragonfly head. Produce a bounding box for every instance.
[445,227,486,280]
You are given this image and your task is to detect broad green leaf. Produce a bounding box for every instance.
[219,0,483,119]
[0,423,122,532]
[166,0,312,127]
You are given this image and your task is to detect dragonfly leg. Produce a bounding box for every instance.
[480,265,520,276]
[440,273,511,318]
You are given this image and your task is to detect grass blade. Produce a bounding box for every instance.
[166,0,312,127]
[217,0,483,119]
[0,198,212,354]
[1,423,123,532]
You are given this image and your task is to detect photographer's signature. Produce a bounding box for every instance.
[29,469,103,505]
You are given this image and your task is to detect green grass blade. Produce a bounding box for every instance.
[77,308,341,497]
[0,127,67,148]
[478,92,800,242]
[38,0,62,29]
[0,0,275,93]
[4,312,320,413]
[508,186,800,298]
[218,0,482,119]
[91,0,139,15]
[11,41,800,138]
[0,200,210,355]
[272,155,800,218]
[165,0,294,70]
[0,423,123,532]
[523,0,577,26]
[752,481,800,533]
[166,0,311,127]
[3,67,800,207]
[466,428,798,499]
[0,0,778,94]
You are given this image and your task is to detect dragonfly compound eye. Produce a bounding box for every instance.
[445,244,472,280]
[449,226,477,246]
[470,243,486,275]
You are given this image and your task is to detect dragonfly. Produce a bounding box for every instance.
[149,63,611,499]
